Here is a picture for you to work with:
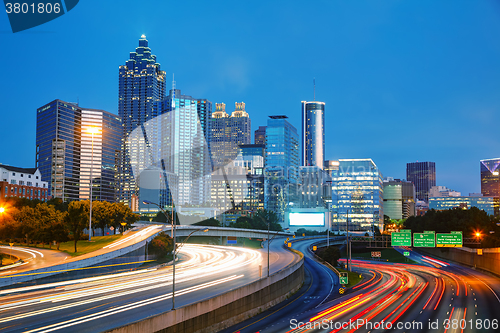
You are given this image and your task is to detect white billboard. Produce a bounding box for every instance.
[289,212,325,226]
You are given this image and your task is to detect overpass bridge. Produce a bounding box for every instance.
[135,222,294,239]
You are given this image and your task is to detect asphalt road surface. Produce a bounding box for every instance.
[0,239,298,333]
[223,241,500,333]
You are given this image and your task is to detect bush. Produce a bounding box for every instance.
[148,232,174,259]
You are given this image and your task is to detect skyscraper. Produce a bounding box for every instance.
[118,35,166,206]
[36,100,121,202]
[264,115,299,223]
[480,158,500,197]
[406,161,436,202]
[332,159,384,232]
[302,101,325,168]
[254,126,266,145]
[209,102,251,168]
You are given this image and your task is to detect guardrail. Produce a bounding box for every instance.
[106,243,304,333]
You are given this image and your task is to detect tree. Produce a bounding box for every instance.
[193,218,221,227]
[253,209,282,231]
[148,232,174,259]
[91,201,111,236]
[232,216,253,229]
[320,246,341,267]
[14,206,37,245]
[65,201,88,253]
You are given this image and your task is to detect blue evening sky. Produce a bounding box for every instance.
[1,0,500,195]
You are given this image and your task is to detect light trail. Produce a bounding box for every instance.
[0,244,262,330]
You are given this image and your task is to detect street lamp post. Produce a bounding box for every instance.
[87,127,99,241]
[143,200,208,310]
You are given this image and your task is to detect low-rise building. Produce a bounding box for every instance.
[429,196,498,216]
[0,164,49,201]
[429,185,461,198]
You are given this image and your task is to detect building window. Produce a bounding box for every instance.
[14,188,17,194]
[28,175,31,178]
[36,176,39,179]
[12,173,15,176]
[10,180,16,184]
[20,174,23,177]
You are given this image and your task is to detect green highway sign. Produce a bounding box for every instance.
[339,272,348,285]
[436,231,463,247]
[403,251,410,257]
[391,229,412,246]
[413,231,435,247]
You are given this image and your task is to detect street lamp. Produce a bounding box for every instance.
[176,228,209,252]
[120,222,127,234]
[87,126,99,241]
[144,199,205,311]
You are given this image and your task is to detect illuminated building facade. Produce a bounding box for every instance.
[383,179,416,220]
[254,126,266,145]
[330,159,384,232]
[264,115,299,223]
[118,35,166,206]
[480,158,500,198]
[429,196,498,216]
[406,161,436,202]
[79,109,122,202]
[209,102,251,168]
[302,101,325,168]
[36,100,121,202]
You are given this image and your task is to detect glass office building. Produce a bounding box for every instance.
[36,100,121,202]
[80,109,122,202]
[238,144,265,159]
[302,101,325,168]
[264,115,299,223]
[480,158,500,198]
[406,161,436,202]
[429,196,498,216]
[118,35,166,206]
[330,159,384,232]
[383,179,416,220]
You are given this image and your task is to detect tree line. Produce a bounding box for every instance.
[403,207,500,248]
[0,197,139,252]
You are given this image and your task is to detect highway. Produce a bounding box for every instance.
[220,238,340,333]
[224,241,500,333]
[0,246,68,276]
[0,240,298,333]
[0,225,164,279]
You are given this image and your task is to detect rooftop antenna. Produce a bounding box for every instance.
[172,73,176,108]
[313,78,316,101]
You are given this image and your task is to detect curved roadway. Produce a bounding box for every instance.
[0,238,298,333]
[224,241,500,333]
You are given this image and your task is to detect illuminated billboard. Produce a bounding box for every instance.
[289,212,325,226]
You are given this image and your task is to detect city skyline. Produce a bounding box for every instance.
[1,0,500,195]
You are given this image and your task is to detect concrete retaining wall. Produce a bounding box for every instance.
[0,230,162,288]
[418,247,500,276]
[106,252,304,333]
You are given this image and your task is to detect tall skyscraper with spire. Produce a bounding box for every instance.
[118,35,166,206]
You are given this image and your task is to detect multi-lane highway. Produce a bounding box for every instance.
[224,242,500,333]
[0,240,297,333]
[0,225,164,279]
[2,236,500,333]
